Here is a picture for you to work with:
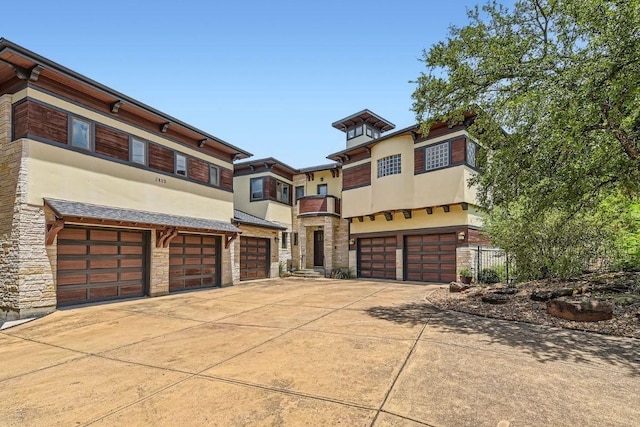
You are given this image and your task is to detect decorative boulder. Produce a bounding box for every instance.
[481,294,510,304]
[450,282,471,293]
[546,299,613,322]
[466,289,485,298]
[530,290,554,302]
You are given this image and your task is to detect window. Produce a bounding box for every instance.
[293,232,299,246]
[281,232,288,249]
[70,117,91,150]
[131,139,146,165]
[295,186,304,203]
[210,165,220,186]
[373,130,380,139]
[175,154,187,176]
[276,180,290,204]
[377,154,402,178]
[317,184,327,195]
[250,177,264,201]
[366,127,373,137]
[466,141,476,167]
[425,143,450,171]
[347,126,363,140]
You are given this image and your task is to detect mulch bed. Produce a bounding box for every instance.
[426,271,640,339]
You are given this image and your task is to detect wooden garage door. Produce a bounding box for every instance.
[357,236,397,280]
[56,227,147,306]
[239,237,270,280]
[169,234,221,292]
[404,233,457,283]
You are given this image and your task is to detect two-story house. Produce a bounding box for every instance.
[0,39,251,320]
[327,109,487,283]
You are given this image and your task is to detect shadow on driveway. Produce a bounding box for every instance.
[366,302,640,377]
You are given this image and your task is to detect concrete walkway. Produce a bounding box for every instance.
[1,278,638,426]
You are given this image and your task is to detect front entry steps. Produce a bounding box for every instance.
[291,269,324,278]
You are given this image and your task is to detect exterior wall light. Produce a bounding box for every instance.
[458,231,466,241]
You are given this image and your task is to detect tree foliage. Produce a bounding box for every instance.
[412,0,640,212]
[412,0,640,277]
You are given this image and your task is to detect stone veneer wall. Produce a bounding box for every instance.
[0,95,56,320]
[222,237,235,286]
[296,216,349,275]
[149,230,170,296]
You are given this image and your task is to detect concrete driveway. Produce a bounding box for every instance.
[1,278,638,426]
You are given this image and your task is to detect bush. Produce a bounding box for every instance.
[478,268,500,284]
[333,268,355,279]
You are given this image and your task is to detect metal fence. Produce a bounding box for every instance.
[470,246,514,284]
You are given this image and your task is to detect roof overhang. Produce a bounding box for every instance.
[0,38,252,161]
[331,109,395,133]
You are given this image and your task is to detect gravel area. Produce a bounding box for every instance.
[426,272,640,339]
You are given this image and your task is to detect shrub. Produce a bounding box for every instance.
[459,268,472,278]
[334,268,356,279]
[478,268,500,284]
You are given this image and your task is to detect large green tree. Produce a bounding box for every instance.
[412,0,640,212]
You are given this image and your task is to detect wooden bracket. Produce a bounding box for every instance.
[224,232,238,249]
[442,205,451,213]
[383,212,393,221]
[460,202,469,210]
[46,219,65,245]
[425,207,433,215]
[367,214,376,221]
[156,227,178,248]
[305,172,314,181]
[401,210,412,219]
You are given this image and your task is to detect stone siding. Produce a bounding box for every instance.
[1,94,57,320]
[149,231,170,296]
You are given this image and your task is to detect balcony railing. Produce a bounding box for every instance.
[297,195,341,217]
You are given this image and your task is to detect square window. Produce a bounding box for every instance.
[210,165,220,186]
[355,126,363,137]
[377,154,402,178]
[250,178,264,201]
[347,129,355,139]
[366,127,373,137]
[425,143,450,171]
[317,184,327,195]
[176,154,187,176]
[70,117,91,150]
[373,130,380,139]
[131,139,146,165]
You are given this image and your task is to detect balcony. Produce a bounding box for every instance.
[297,195,341,217]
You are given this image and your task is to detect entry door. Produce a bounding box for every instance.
[313,230,324,266]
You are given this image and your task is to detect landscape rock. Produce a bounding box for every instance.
[450,282,471,293]
[466,289,485,298]
[546,299,613,322]
[481,294,510,304]
[530,290,554,302]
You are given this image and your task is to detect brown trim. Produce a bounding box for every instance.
[61,216,232,236]
[343,162,371,190]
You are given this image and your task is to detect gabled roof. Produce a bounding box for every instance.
[45,199,241,233]
[233,209,286,230]
[331,109,395,132]
[0,38,252,160]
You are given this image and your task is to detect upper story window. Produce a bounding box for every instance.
[425,142,449,171]
[295,186,304,203]
[317,184,328,195]
[377,154,402,178]
[175,154,187,176]
[70,117,92,150]
[347,125,364,140]
[131,139,146,165]
[250,177,264,201]
[210,165,220,186]
[276,180,290,204]
[466,141,476,167]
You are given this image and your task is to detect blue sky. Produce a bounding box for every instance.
[3,0,498,168]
